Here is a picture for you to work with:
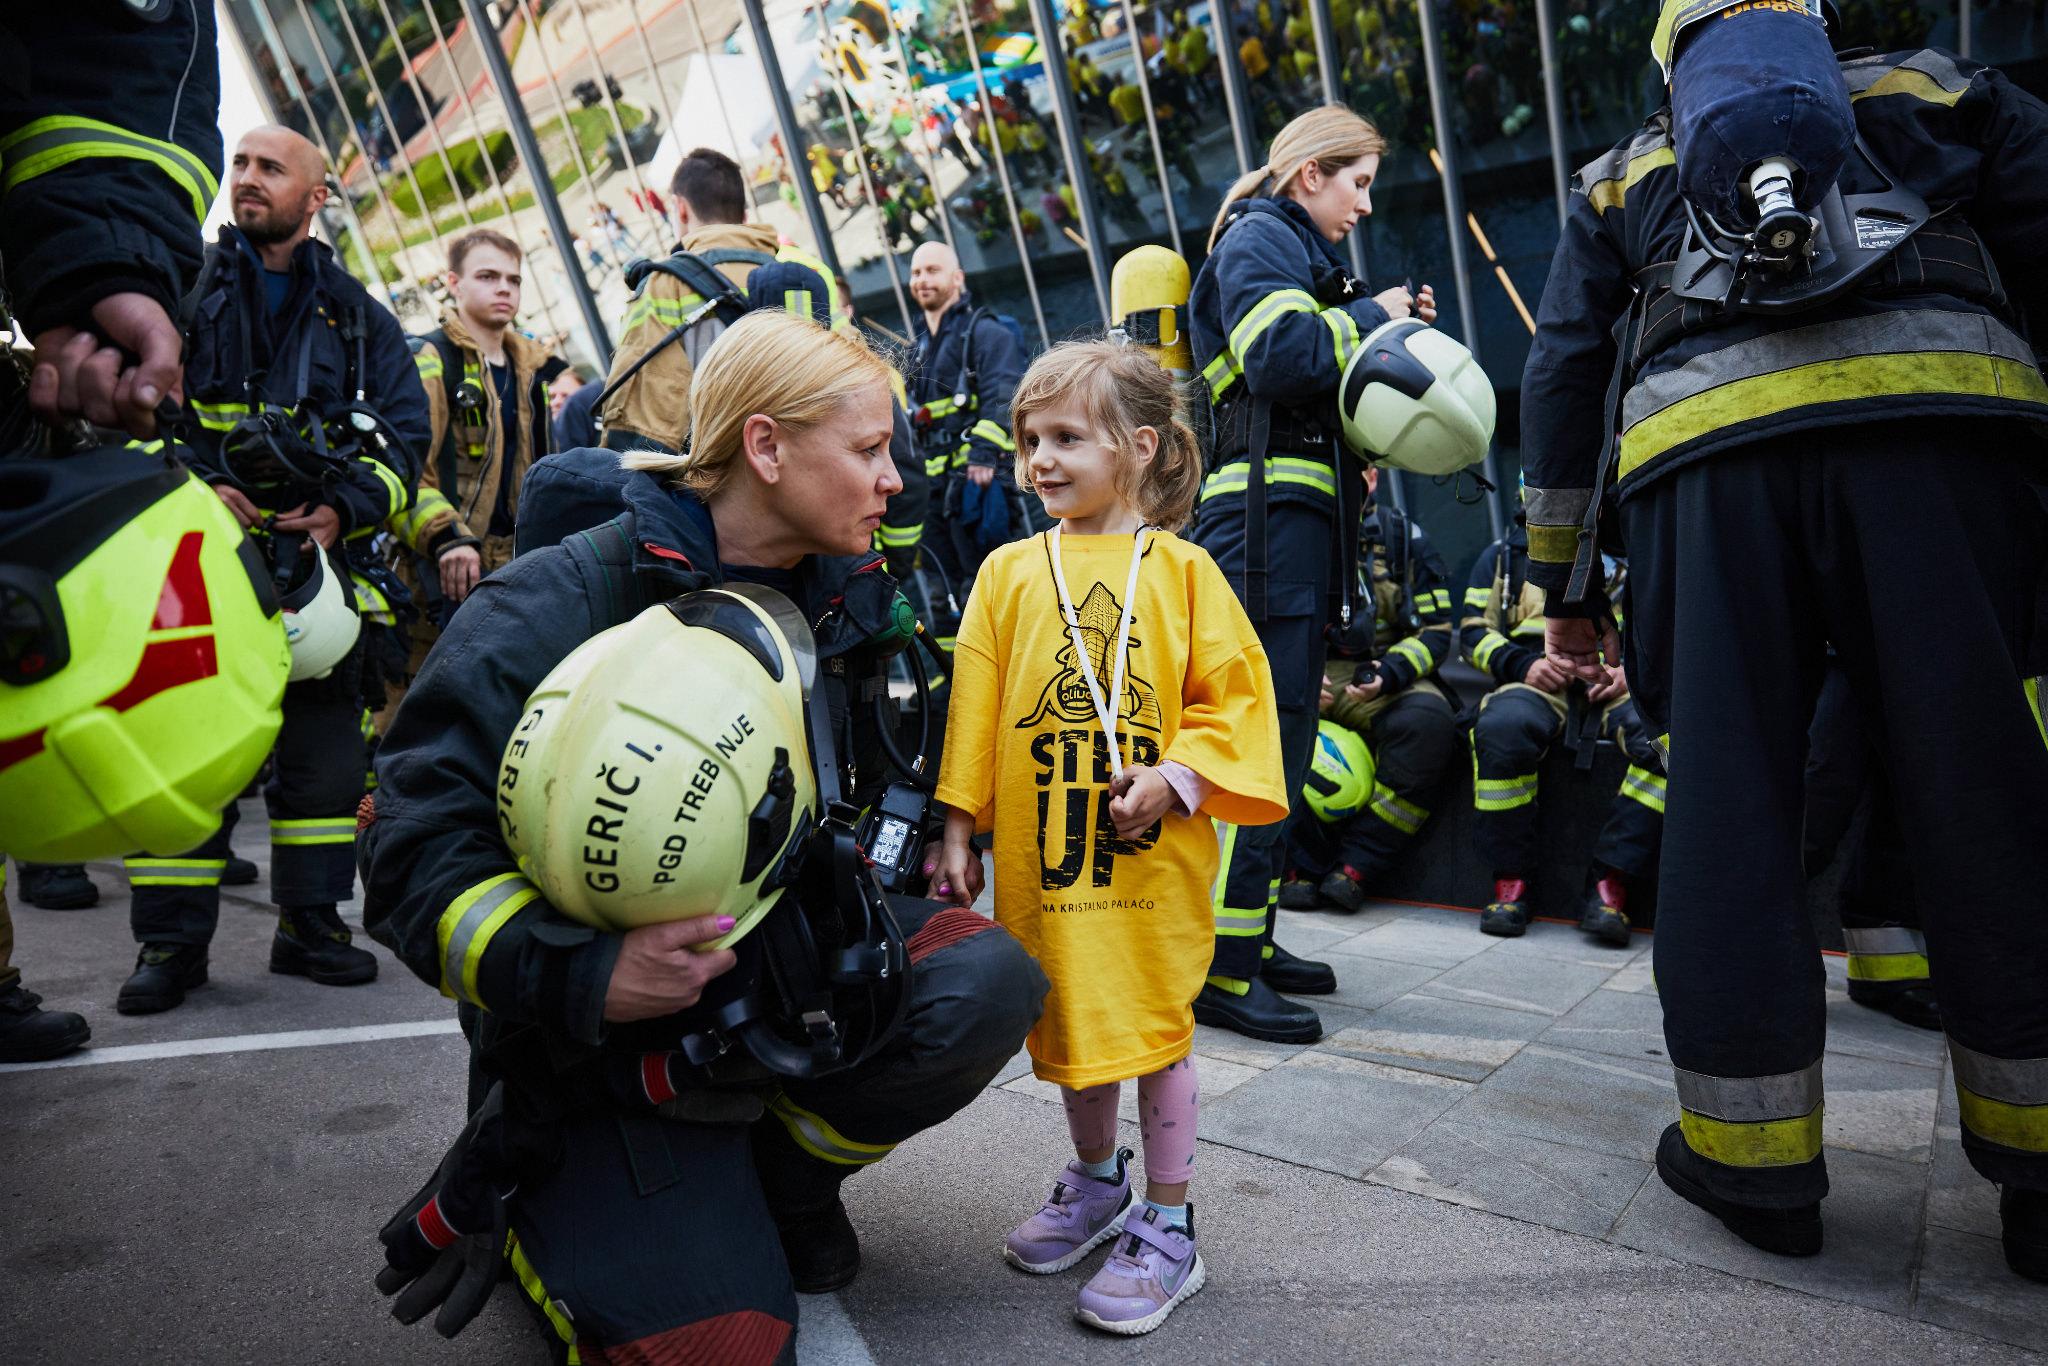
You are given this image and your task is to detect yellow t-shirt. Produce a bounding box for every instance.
[934,530,1288,1088]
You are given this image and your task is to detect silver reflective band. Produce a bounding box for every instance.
[1948,1039,2048,1106]
[1673,1061,1824,1122]
[442,878,535,999]
[1521,485,1596,526]
[1840,926,1925,957]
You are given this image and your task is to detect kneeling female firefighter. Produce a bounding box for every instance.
[360,310,1046,1362]
[1187,105,1438,1045]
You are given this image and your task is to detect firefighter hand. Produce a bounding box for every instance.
[1545,614,1621,686]
[1345,673,1385,704]
[27,292,185,438]
[1522,657,1573,694]
[1109,765,1175,838]
[212,484,260,529]
[1318,680,1335,714]
[273,502,342,550]
[1374,285,1418,320]
[966,463,996,487]
[1413,284,1438,324]
[603,915,739,1023]
[439,545,483,603]
[1586,664,1629,704]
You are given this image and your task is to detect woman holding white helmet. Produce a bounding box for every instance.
[361,309,1044,1362]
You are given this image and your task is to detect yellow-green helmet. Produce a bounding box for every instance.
[1304,720,1375,822]
[498,584,818,946]
[0,449,289,861]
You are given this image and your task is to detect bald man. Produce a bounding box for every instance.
[118,120,430,1018]
[904,239,1029,635]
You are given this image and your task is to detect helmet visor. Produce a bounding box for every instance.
[668,582,818,696]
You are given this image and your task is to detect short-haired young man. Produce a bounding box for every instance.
[381,228,555,715]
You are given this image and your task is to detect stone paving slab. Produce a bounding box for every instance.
[1201,1050,1472,1179]
[1915,1226,2048,1353]
[1822,1051,1942,1165]
[1306,950,1444,1014]
[1611,1146,1926,1315]
[1330,914,1502,969]
[1319,990,1552,1083]
[1366,1117,1655,1239]
[1538,984,1670,1062]
[1438,1043,1677,1162]
[1412,948,1615,1018]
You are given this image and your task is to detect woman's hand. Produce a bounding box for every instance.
[1373,284,1416,320]
[1108,765,1176,839]
[924,807,984,907]
[1412,283,1438,323]
[602,914,739,1023]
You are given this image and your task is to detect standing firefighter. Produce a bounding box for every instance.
[1522,0,2048,1275]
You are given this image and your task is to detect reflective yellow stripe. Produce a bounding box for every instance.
[0,115,219,220]
[358,456,409,518]
[1619,764,1667,814]
[1956,1089,2048,1151]
[1367,782,1426,835]
[1199,457,1338,503]
[1587,146,1674,217]
[1463,586,1492,608]
[1948,1039,2048,1151]
[269,818,356,846]
[1851,66,1967,106]
[875,522,921,548]
[123,857,228,887]
[1202,349,1240,400]
[1846,952,1930,983]
[969,418,1015,452]
[782,289,813,319]
[1320,307,1361,371]
[1679,1107,1825,1167]
[1621,349,2048,483]
[192,399,250,432]
[435,872,542,1006]
[2027,676,2045,748]
[623,291,705,332]
[1471,631,1510,671]
[769,1093,897,1165]
[1525,522,1579,566]
[1210,822,1264,936]
[413,350,445,381]
[1386,635,1433,674]
[1228,288,1319,366]
[396,487,456,544]
[506,1233,577,1353]
[924,451,950,477]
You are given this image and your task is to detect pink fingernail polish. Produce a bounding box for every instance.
[716,916,736,932]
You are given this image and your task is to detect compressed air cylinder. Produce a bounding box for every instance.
[1110,245,1193,374]
[1668,1,1855,229]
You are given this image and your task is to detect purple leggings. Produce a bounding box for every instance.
[1060,1055,1198,1186]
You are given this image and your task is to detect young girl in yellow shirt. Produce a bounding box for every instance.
[932,341,1288,1335]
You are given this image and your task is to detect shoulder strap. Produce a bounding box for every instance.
[564,515,644,628]
[628,252,750,318]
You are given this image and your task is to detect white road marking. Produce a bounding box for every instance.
[796,1289,879,1366]
[0,1018,463,1073]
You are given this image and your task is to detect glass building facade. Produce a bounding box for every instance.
[219,0,2046,574]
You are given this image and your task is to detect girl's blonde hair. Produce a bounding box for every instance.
[1009,341,1203,531]
[620,309,896,497]
[1206,104,1388,250]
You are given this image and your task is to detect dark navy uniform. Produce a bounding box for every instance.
[1188,196,1391,982]
[1521,46,2048,1211]
[906,290,1027,632]
[363,464,1043,1361]
[1460,536,1664,907]
[124,227,427,945]
[1285,502,1459,899]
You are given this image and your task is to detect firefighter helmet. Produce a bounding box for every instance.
[1338,318,1496,476]
[1304,720,1376,823]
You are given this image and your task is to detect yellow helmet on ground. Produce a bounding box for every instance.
[0,449,289,861]
[1338,318,1497,476]
[1305,720,1375,822]
[498,584,818,946]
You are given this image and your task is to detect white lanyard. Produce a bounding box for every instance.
[1047,523,1151,779]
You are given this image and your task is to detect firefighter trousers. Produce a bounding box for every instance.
[126,643,368,942]
[1287,680,1459,883]
[504,899,1045,1365]
[1469,685,1666,883]
[1189,487,1334,981]
[1804,659,1928,996]
[1621,418,2048,1205]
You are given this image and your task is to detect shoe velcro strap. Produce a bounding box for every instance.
[1122,1214,1191,1258]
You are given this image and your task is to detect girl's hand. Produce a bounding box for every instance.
[1108,765,1176,840]
[924,808,984,907]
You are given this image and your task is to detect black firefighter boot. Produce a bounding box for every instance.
[0,983,90,1062]
[271,906,378,985]
[1193,976,1322,1044]
[222,854,259,887]
[1261,941,1336,995]
[118,943,209,1015]
[752,1111,862,1293]
[2003,1186,2048,1283]
[1275,877,1325,911]
[17,863,98,910]
[1578,871,1634,948]
[1845,979,1942,1031]
[1655,1123,1822,1257]
[1480,877,1531,937]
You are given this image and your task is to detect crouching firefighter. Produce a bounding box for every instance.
[1185,104,1490,1045]
[1521,0,2048,1275]
[362,311,1045,1361]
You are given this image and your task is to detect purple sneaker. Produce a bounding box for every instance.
[1003,1150,1134,1274]
[1074,1205,1205,1335]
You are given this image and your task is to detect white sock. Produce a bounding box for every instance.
[1146,1200,1189,1231]
[1078,1153,1120,1180]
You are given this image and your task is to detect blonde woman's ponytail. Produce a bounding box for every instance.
[1205,105,1387,252]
